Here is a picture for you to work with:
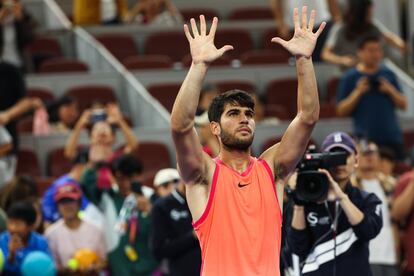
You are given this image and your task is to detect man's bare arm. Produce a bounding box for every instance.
[261,7,325,179]
[171,16,232,183]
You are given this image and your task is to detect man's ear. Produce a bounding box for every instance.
[210,121,220,136]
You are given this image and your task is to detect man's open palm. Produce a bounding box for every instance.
[184,15,233,65]
[272,6,325,58]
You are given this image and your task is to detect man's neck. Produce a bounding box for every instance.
[358,169,378,180]
[64,217,82,230]
[357,63,380,74]
[219,148,252,174]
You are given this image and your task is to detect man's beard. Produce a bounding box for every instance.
[220,128,254,151]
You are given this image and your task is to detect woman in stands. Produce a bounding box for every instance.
[125,0,182,26]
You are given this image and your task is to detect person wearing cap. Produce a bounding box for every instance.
[152,168,180,202]
[150,170,202,276]
[45,182,106,273]
[391,149,414,275]
[288,131,383,276]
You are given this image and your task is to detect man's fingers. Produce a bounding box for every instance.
[271,37,288,49]
[183,24,193,41]
[293,8,299,30]
[315,21,326,37]
[308,9,316,30]
[200,15,206,36]
[218,45,234,56]
[301,6,308,29]
[190,18,199,37]
[208,17,218,38]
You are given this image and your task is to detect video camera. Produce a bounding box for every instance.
[295,146,348,203]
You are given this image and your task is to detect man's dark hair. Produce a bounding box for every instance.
[357,35,381,50]
[208,90,255,123]
[379,147,396,162]
[111,154,143,176]
[7,201,37,226]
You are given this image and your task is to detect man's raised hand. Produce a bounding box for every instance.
[271,6,325,58]
[184,15,233,65]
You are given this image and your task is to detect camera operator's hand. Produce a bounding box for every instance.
[318,169,347,201]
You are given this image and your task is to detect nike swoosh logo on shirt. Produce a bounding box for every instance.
[238,182,251,188]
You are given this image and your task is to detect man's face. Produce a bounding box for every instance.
[7,219,31,239]
[156,182,176,197]
[90,121,115,146]
[57,199,80,220]
[358,41,383,68]
[328,152,357,184]
[212,104,255,151]
[115,173,140,197]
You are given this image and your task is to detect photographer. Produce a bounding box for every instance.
[288,131,383,276]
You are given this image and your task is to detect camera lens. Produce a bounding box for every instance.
[296,171,329,202]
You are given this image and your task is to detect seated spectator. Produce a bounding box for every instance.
[194,111,219,158]
[336,36,407,159]
[0,0,35,71]
[0,125,14,187]
[42,150,89,227]
[379,147,397,178]
[322,0,406,70]
[47,95,80,134]
[125,0,182,26]
[81,154,156,275]
[352,140,399,276]
[150,172,201,276]
[391,149,414,275]
[0,201,51,275]
[64,103,138,162]
[151,168,180,203]
[45,182,106,273]
[73,0,128,25]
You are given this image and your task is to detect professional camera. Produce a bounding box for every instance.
[295,146,348,203]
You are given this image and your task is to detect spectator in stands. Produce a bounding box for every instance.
[379,147,397,179]
[45,182,106,273]
[48,95,80,134]
[81,154,157,276]
[73,0,128,25]
[352,140,399,276]
[150,172,201,276]
[196,83,219,116]
[152,168,180,203]
[322,0,406,70]
[0,0,35,71]
[42,150,89,227]
[0,125,14,187]
[271,0,341,61]
[391,149,414,276]
[64,103,138,162]
[252,93,281,125]
[125,0,182,26]
[195,112,219,158]
[0,201,51,275]
[336,36,407,159]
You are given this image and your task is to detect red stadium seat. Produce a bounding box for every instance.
[180,8,219,22]
[262,28,293,52]
[47,147,73,177]
[228,7,273,21]
[181,54,232,67]
[65,85,117,112]
[27,37,63,71]
[16,117,33,133]
[145,31,188,62]
[35,177,55,197]
[264,104,290,120]
[266,78,298,119]
[130,142,171,187]
[215,80,255,93]
[96,33,139,61]
[123,55,173,70]
[403,130,414,150]
[214,29,253,59]
[240,50,290,65]
[319,102,338,119]
[327,77,340,103]
[38,58,89,73]
[147,82,181,112]
[16,149,41,177]
[27,88,55,103]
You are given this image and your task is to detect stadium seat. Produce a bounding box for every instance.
[262,28,293,53]
[35,177,55,197]
[215,80,255,93]
[27,88,55,103]
[215,29,253,59]
[403,130,414,150]
[181,54,232,67]
[240,50,290,65]
[47,147,74,177]
[145,31,188,62]
[228,7,273,21]
[266,78,298,119]
[326,77,340,103]
[38,58,89,73]
[264,104,289,120]
[319,102,338,119]
[65,85,117,112]
[147,82,181,112]
[27,37,63,71]
[123,55,173,70]
[96,33,139,61]
[16,117,33,133]
[16,149,41,177]
[130,142,171,187]
[180,8,219,22]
